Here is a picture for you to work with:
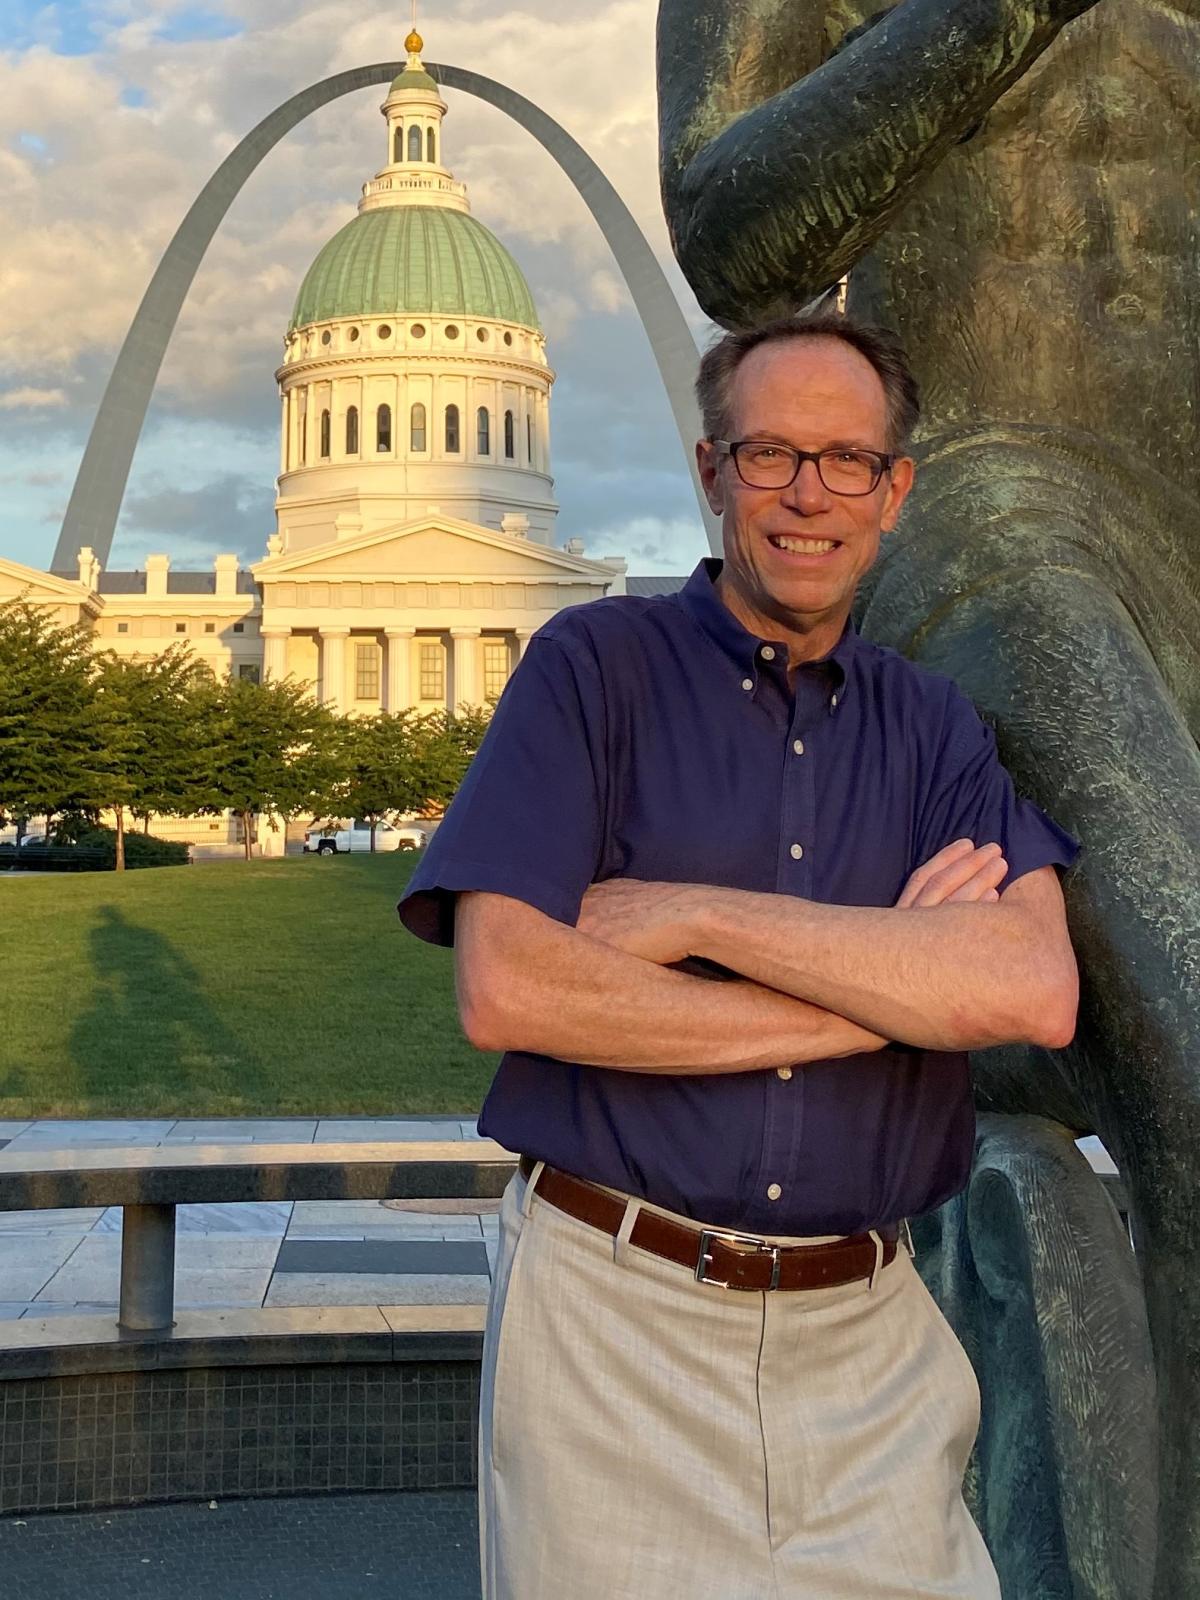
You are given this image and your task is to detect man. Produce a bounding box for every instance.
[398,309,1079,1599]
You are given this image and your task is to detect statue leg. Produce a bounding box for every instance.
[918,1114,1157,1599]
[863,552,1200,1600]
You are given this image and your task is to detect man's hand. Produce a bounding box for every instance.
[575,878,703,965]
[895,838,1008,908]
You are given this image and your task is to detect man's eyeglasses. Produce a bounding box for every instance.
[712,439,895,497]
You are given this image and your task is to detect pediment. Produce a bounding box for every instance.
[253,516,614,585]
[0,558,90,605]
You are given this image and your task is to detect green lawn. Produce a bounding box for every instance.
[0,853,499,1118]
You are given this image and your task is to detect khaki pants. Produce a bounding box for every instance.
[479,1169,1000,1599]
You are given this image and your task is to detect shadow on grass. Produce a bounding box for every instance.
[67,904,269,1111]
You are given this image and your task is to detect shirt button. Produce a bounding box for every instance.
[789,843,804,860]
[741,677,753,692]
[766,1183,782,1201]
[776,1066,793,1081]
[760,645,776,661]
[831,693,839,709]
[792,738,805,756]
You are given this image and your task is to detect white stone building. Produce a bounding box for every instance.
[0,30,685,845]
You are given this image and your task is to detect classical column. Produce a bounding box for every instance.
[514,628,535,659]
[450,626,481,710]
[384,627,415,713]
[319,626,350,715]
[261,626,291,681]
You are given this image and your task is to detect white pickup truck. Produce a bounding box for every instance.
[303,818,429,855]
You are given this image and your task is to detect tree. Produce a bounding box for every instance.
[198,675,340,860]
[0,601,100,843]
[322,712,427,851]
[90,647,213,870]
[410,705,492,813]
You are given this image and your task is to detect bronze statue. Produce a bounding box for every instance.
[657,2,1199,1595]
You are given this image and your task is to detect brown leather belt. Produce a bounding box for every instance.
[518,1156,898,1292]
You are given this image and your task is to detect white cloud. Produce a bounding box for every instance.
[0,386,70,409]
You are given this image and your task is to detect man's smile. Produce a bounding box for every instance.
[766,533,843,560]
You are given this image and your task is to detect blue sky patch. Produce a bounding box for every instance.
[0,1,105,56]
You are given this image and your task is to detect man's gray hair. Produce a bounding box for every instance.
[696,308,921,453]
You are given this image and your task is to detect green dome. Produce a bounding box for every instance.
[390,67,437,90]
[289,207,541,332]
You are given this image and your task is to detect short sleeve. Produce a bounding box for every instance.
[397,633,605,946]
[915,687,1080,887]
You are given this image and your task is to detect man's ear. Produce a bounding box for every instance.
[696,439,724,515]
[880,455,915,532]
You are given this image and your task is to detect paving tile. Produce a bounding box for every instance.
[0,1234,83,1275]
[274,1238,489,1275]
[15,1120,176,1145]
[0,1208,104,1234]
[165,1119,318,1142]
[265,1272,491,1307]
[19,1301,117,1319]
[4,1264,75,1299]
[34,1235,279,1304]
[0,1122,32,1138]
[285,1219,485,1241]
[314,1119,465,1142]
[484,1237,500,1276]
[459,1121,487,1140]
[91,1201,293,1237]
[0,1302,31,1320]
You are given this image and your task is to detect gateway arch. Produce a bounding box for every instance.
[51,62,716,573]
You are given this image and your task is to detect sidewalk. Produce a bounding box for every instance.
[0,1116,497,1321]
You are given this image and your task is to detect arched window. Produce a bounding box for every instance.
[319,409,331,459]
[476,406,490,455]
[504,409,515,459]
[445,403,460,453]
[408,125,422,161]
[527,414,533,463]
[410,402,426,452]
[376,403,392,452]
[393,126,403,164]
[426,127,436,164]
[345,405,359,454]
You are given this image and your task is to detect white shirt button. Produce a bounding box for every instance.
[792,738,805,756]
[741,677,754,692]
[776,1066,793,1081]
[789,843,804,860]
[760,645,776,661]
[766,1183,782,1201]
[830,693,839,709]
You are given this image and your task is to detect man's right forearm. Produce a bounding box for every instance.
[455,892,885,1073]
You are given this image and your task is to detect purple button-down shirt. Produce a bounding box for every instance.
[399,559,1078,1235]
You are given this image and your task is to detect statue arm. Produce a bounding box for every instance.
[657,0,1098,326]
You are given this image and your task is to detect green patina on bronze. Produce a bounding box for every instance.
[657,3,1199,1595]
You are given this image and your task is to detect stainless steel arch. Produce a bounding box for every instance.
[52,61,716,572]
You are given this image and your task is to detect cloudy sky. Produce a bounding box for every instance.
[0,0,715,577]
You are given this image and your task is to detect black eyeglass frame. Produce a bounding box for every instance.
[711,438,896,497]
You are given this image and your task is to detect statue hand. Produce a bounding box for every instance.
[895,839,1008,909]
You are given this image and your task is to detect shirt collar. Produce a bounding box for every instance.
[677,558,860,687]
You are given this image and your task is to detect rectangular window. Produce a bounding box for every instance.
[419,640,445,702]
[117,622,129,634]
[482,639,510,701]
[204,622,215,634]
[175,622,187,634]
[237,663,260,683]
[233,622,245,634]
[355,642,380,700]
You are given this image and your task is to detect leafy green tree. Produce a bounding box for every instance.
[198,675,340,861]
[90,647,213,870]
[410,705,493,813]
[0,601,100,843]
[321,712,428,851]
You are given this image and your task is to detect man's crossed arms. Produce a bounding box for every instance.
[455,839,1077,1075]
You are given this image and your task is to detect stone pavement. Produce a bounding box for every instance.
[0,1488,479,1599]
[0,1117,499,1320]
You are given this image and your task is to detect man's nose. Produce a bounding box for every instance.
[780,458,832,514]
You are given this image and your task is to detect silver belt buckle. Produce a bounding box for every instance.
[696,1228,782,1290]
